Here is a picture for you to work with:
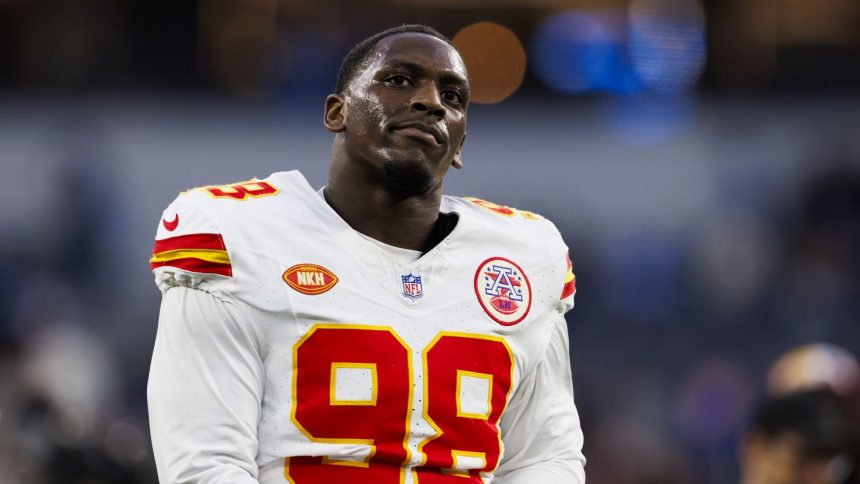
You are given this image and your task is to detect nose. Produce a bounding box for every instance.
[410,83,446,119]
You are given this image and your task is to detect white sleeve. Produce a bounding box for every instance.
[493,312,586,483]
[148,286,265,484]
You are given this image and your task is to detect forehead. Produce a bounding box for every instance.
[368,33,468,80]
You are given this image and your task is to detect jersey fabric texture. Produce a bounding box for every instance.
[148,170,585,484]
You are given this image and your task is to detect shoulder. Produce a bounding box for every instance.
[155,176,287,242]
[175,176,284,213]
[446,195,567,253]
[161,171,314,230]
[149,173,301,294]
[447,195,577,309]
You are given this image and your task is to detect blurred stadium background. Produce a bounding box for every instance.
[1,0,859,482]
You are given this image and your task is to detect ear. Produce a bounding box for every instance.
[452,132,466,169]
[324,94,346,133]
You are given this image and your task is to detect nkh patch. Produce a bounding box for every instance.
[474,257,532,326]
[401,274,424,300]
[283,263,338,295]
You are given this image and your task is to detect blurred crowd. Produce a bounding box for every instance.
[562,161,860,483]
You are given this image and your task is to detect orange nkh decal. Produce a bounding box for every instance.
[283,264,338,295]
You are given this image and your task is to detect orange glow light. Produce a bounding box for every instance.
[453,22,526,104]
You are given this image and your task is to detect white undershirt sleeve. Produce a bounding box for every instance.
[493,312,586,483]
[148,286,265,484]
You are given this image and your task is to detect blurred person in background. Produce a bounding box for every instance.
[739,389,858,484]
[147,24,585,483]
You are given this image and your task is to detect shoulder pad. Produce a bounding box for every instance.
[150,195,233,293]
[181,179,280,202]
[459,196,576,309]
[461,197,545,222]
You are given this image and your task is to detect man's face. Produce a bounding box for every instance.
[335,33,470,198]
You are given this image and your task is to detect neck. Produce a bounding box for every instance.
[325,152,443,252]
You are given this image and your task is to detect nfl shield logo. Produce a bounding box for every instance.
[401,274,423,300]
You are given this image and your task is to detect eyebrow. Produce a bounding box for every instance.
[381,59,470,89]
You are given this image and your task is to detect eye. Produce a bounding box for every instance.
[442,90,463,105]
[384,75,412,87]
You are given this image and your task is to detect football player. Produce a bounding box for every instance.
[148,24,585,483]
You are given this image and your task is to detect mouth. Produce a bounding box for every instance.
[391,122,444,146]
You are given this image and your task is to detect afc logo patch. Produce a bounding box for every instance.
[474,257,532,326]
[401,274,424,300]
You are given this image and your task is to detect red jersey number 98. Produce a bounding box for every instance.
[286,325,514,483]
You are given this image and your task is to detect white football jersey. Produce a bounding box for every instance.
[148,170,584,484]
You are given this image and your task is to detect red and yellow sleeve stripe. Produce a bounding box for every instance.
[150,233,232,277]
[561,253,576,299]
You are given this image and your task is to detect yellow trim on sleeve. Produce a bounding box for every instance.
[149,248,231,265]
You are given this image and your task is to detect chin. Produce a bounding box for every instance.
[381,157,437,199]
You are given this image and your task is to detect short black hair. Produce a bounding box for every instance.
[335,24,456,95]
[751,390,853,458]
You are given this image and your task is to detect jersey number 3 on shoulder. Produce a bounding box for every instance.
[202,180,278,200]
[287,325,514,483]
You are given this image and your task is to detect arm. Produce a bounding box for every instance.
[493,312,586,483]
[148,286,265,484]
